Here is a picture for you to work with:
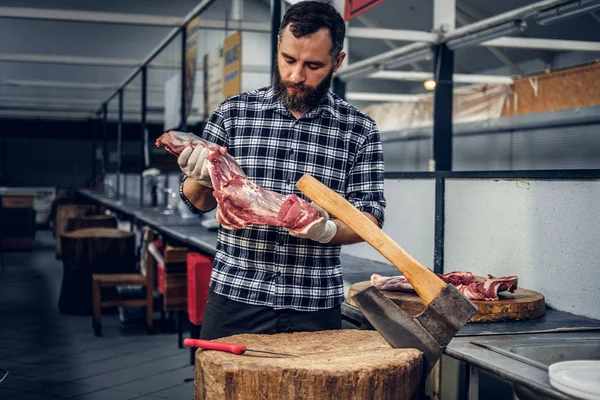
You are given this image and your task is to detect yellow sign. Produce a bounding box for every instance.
[222,32,242,98]
[184,16,200,118]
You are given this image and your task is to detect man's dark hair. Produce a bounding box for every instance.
[278,1,345,57]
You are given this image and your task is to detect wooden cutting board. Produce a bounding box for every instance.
[347,281,545,323]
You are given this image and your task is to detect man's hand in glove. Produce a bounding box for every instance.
[178,146,213,188]
[289,203,337,244]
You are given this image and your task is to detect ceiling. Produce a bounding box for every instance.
[1,0,599,122]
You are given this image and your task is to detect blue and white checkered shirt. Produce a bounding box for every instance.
[181,86,385,311]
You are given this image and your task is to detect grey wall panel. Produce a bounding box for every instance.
[453,132,513,171]
[383,122,600,172]
[511,125,600,170]
[341,178,436,270]
[383,140,430,172]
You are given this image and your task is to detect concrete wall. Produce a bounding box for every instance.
[341,179,436,274]
[344,177,600,320]
[445,179,600,320]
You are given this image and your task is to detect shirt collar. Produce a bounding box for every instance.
[263,85,335,119]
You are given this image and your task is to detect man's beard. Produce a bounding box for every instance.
[273,58,334,113]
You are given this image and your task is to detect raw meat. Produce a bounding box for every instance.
[156,130,324,233]
[370,272,518,301]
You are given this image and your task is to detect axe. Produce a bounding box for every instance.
[297,175,478,375]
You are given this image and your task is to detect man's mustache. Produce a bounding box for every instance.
[281,81,310,91]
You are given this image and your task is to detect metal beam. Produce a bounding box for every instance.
[0,6,271,32]
[0,6,181,26]
[336,42,432,80]
[0,79,118,91]
[99,0,218,109]
[0,53,179,69]
[346,27,437,42]
[454,8,522,74]
[346,92,421,102]
[270,0,282,78]
[484,37,600,52]
[0,109,164,122]
[0,95,204,108]
[446,0,564,40]
[354,14,427,72]
[434,0,456,33]
[369,71,513,84]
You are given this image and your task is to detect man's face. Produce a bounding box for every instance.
[274,25,345,112]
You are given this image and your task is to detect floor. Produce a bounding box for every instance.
[0,231,195,400]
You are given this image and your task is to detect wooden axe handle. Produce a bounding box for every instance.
[297,174,445,306]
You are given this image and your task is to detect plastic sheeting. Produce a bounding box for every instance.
[362,84,511,134]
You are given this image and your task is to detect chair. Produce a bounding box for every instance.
[60,227,137,315]
[91,227,156,336]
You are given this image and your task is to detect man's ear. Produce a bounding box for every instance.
[333,51,346,73]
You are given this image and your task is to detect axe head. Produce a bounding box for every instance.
[353,284,478,375]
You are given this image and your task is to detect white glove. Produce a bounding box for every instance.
[178,146,213,188]
[289,203,337,244]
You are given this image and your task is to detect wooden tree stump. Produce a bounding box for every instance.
[59,228,136,315]
[194,330,423,400]
[65,215,117,233]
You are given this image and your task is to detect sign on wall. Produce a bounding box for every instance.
[204,45,224,119]
[344,0,388,21]
[184,16,200,119]
[222,32,242,99]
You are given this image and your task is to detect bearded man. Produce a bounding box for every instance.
[178,0,386,340]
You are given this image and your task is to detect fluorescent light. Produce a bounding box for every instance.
[384,47,434,69]
[535,0,600,25]
[447,20,527,51]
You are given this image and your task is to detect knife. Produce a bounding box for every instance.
[184,338,297,357]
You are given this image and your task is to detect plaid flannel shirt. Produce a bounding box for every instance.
[180,86,385,311]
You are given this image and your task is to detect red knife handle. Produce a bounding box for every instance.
[183,338,247,355]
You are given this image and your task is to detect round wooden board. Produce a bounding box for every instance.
[347,281,545,323]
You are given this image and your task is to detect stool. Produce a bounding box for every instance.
[92,228,156,337]
[186,252,213,364]
[53,201,98,258]
[59,228,136,315]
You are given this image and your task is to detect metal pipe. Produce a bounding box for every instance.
[369,70,513,84]
[336,42,432,81]
[91,118,97,189]
[140,66,147,208]
[98,0,217,112]
[445,0,564,40]
[339,0,565,81]
[102,103,108,176]
[180,27,187,131]
[116,90,123,200]
[232,0,244,21]
[270,0,282,78]
[432,44,454,172]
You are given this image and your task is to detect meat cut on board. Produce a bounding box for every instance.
[371,271,518,301]
[155,130,324,233]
